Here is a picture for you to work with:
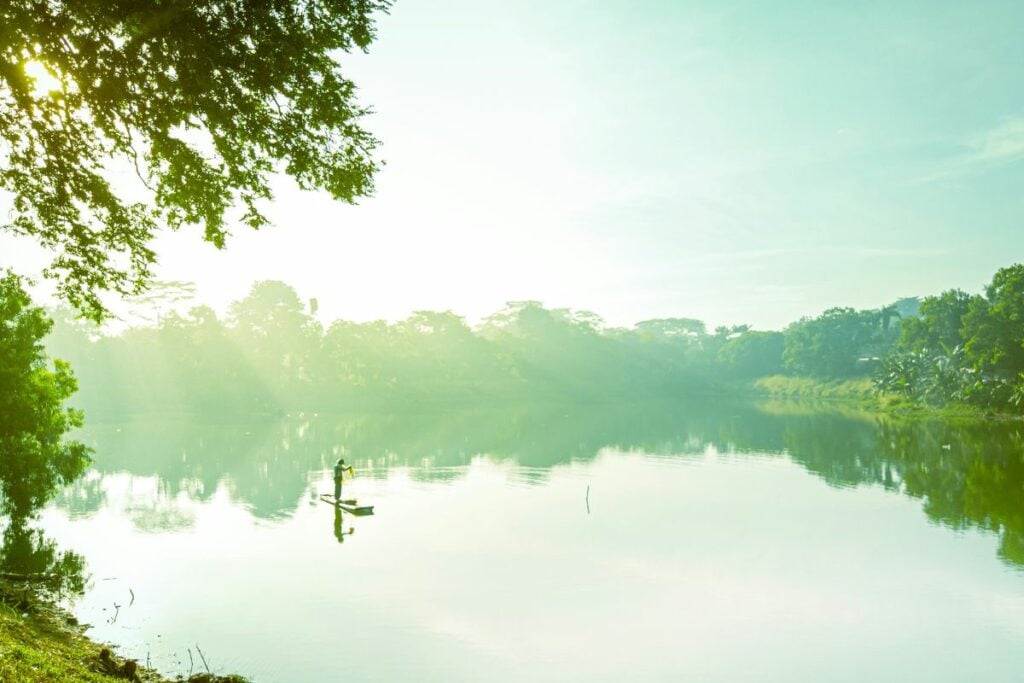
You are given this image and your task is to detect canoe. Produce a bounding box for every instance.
[320,494,357,505]
[319,494,374,516]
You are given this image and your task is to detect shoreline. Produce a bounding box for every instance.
[0,580,247,683]
[746,375,1022,421]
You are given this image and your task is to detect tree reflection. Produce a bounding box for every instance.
[0,520,87,599]
[55,471,107,520]
[761,411,1024,568]
[60,401,1024,568]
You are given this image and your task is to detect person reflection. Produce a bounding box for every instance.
[333,506,355,544]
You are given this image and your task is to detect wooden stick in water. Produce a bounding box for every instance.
[196,644,211,673]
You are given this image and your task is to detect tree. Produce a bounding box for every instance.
[228,280,319,407]
[875,290,975,405]
[0,272,90,517]
[900,289,974,353]
[1,0,389,320]
[718,330,784,378]
[782,307,881,378]
[963,264,1024,381]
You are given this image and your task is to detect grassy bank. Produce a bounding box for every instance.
[0,598,149,682]
[0,583,246,683]
[748,375,1002,420]
[751,375,877,401]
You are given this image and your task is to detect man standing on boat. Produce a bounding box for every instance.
[334,458,353,501]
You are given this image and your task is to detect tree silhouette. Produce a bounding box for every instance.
[1,1,389,319]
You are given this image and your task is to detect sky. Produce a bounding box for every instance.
[3,0,1024,330]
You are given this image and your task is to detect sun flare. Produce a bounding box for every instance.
[23,59,62,97]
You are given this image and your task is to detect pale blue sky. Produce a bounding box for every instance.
[4,0,1023,329]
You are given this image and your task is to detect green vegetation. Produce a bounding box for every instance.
[0,596,247,682]
[1,0,388,319]
[751,375,877,401]
[0,600,115,683]
[0,2,1018,677]
[0,269,89,640]
[46,294,715,415]
[0,5,387,678]
[43,262,1024,419]
[876,263,1024,412]
[782,306,896,378]
[746,264,1024,417]
[0,272,90,517]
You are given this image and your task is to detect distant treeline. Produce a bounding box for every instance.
[45,263,1024,415]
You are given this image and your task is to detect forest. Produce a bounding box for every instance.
[37,261,1024,417]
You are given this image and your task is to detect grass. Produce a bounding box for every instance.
[0,600,119,683]
[751,375,877,401]
[0,587,249,682]
[747,375,1008,420]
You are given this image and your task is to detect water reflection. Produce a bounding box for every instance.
[0,454,91,601]
[0,520,87,599]
[62,401,1024,567]
[333,507,355,544]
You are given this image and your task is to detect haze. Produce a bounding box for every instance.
[4,0,1022,329]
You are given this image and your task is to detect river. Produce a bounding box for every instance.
[40,400,1024,682]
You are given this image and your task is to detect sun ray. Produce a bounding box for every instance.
[23,59,62,97]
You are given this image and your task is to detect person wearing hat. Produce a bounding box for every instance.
[333,458,354,501]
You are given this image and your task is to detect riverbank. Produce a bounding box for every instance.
[0,581,247,683]
[748,374,1012,420]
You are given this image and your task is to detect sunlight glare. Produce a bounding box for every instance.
[24,59,62,97]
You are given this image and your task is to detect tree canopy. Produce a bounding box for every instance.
[0,272,90,517]
[875,264,1024,408]
[782,307,886,378]
[0,0,389,320]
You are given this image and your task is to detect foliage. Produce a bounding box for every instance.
[40,262,1024,417]
[718,331,784,377]
[963,264,1024,381]
[878,264,1024,410]
[873,346,971,405]
[45,282,750,414]
[39,281,916,416]
[752,375,876,401]
[0,573,210,682]
[899,289,974,353]
[782,307,888,378]
[0,0,388,320]
[0,272,90,517]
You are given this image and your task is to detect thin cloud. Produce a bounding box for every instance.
[697,246,950,264]
[970,116,1024,163]
[917,115,1024,183]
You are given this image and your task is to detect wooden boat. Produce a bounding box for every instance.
[319,494,374,515]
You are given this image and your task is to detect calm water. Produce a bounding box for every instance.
[40,401,1024,682]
